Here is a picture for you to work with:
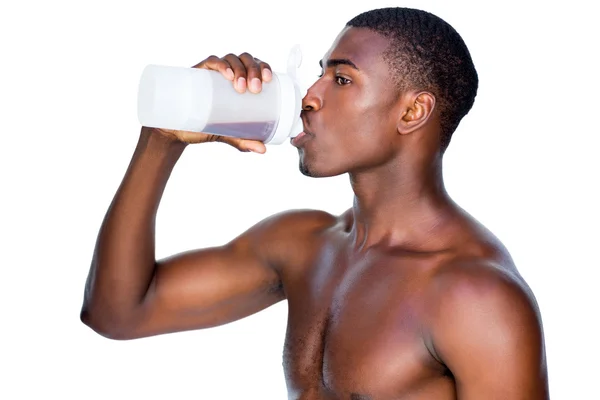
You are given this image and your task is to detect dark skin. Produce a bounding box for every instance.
[81,27,549,399]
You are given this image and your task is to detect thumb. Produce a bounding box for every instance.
[219,136,267,154]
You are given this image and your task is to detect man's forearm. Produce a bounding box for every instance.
[81,127,187,337]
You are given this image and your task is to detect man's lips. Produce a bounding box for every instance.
[291,130,313,147]
[292,115,313,147]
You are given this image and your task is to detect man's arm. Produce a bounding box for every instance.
[428,262,549,399]
[80,126,332,340]
[80,128,189,339]
[80,52,325,340]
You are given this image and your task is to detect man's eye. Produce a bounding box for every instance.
[335,76,351,85]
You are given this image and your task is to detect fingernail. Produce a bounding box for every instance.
[263,69,272,81]
[236,77,246,92]
[250,78,261,93]
[225,68,234,80]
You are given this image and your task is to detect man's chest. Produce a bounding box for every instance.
[280,244,453,399]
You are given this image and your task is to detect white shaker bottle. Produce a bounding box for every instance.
[137,46,304,144]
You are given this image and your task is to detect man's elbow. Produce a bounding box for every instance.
[79,307,139,341]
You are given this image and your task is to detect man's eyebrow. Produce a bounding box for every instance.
[319,58,360,70]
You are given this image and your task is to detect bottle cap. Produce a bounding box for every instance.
[265,45,305,144]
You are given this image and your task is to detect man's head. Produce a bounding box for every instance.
[296,7,478,178]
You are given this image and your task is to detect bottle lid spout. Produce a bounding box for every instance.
[287,44,303,80]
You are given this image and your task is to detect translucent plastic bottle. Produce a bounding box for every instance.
[137,46,304,144]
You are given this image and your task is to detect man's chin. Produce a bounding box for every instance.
[299,159,345,178]
[299,161,316,177]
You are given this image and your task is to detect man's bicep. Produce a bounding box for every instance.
[430,264,549,400]
[121,216,286,339]
[144,242,283,332]
[125,208,334,339]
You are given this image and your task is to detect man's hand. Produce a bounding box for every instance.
[151,52,273,153]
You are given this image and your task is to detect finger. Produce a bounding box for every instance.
[193,56,234,81]
[240,139,267,154]
[223,53,248,93]
[217,136,266,153]
[254,58,273,82]
[239,52,263,94]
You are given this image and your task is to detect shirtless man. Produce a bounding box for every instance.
[81,7,549,400]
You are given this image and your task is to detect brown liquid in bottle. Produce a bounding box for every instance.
[203,121,278,141]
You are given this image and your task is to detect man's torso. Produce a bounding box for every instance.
[274,208,518,400]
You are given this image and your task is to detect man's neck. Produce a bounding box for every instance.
[348,154,458,252]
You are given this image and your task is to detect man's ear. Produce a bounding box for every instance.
[397,91,436,135]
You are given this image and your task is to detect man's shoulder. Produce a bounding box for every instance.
[426,213,531,311]
[256,208,343,237]
[424,255,543,351]
[239,208,344,266]
[419,255,547,388]
[229,208,343,249]
[430,257,534,307]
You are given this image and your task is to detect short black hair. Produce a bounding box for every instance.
[347,7,478,151]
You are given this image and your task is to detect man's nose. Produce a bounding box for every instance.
[301,82,323,112]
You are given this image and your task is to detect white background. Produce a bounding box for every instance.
[1,0,598,398]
